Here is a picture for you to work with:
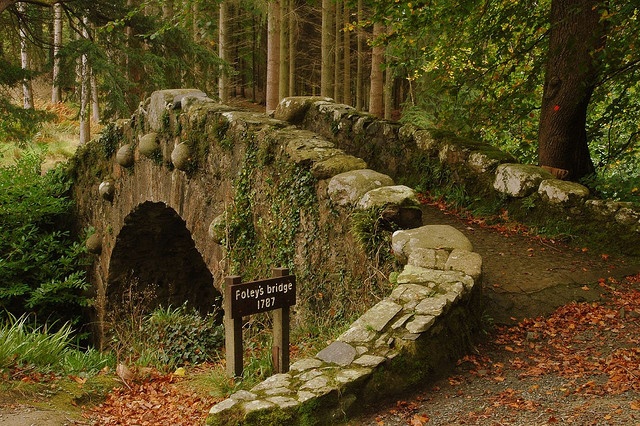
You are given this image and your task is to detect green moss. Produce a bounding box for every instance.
[350,207,397,261]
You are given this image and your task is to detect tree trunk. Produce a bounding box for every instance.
[79,17,90,144]
[320,0,334,98]
[355,0,363,110]
[91,73,99,123]
[368,22,384,118]
[51,2,62,103]
[218,1,230,102]
[278,0,289,100]
[384,51,392,120]
[18,2,33,109]
[342,1,351,106]
[266,0,280,111]
[537,0,606,180]
[288,0,295,97]
[333,0,342,102]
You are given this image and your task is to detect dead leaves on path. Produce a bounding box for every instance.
[481,274,640,397]
[83,369,219,425]
[375,274,640,425]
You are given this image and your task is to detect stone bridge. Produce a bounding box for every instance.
[70,89,432,344]
[70,89,637,424]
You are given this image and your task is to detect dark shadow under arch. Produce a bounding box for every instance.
[107,201,220,319]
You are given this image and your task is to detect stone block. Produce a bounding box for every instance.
[392,225,473,264]
[538,179,590,205]
[493,163,554,197]
[327,169,394,206]
[316,341,357,366]
[311,154,367,179]
[445,249,482,281]
[274,96,332,123]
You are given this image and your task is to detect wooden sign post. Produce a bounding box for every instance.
[224,268,296,378]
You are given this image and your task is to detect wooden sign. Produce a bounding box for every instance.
[228,274,296,319]
[224,268,296,378]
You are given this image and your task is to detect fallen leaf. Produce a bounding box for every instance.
[410,413,430,425]
[630,400,640,410]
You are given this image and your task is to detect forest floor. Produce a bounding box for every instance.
[347,201,640,426]
[2,200,639,425]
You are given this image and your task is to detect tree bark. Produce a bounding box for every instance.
[355,0,363,110]
[79,16,90,144]
[288,0,295,97]
[266,0,280,111]
[51,2,62,103]
[0,0,15,13]
[368,22,384,118]
[278,0,289,100]
[342,1,351,106]
[18,2,34,109]
[537,0,606,180]
[320,0,334,98]
[333,0,342,102]
[384,49,392,120]
[218,1,230,103]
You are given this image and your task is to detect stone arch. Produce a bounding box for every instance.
[106,201,221,320]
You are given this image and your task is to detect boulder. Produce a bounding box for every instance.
[98,181,115,201]
[149,89,206,131]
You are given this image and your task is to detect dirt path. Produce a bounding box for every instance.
[350,203,640,425]
[418,203,640,324]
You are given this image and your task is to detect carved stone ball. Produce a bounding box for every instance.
[138,132,160,159]
[208,214,226,244]
[171,142,192,171]
[98,181,115,201]
[116,144,135,167]
[86,233,102,254]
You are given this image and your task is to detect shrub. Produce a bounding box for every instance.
[0,151,91,330]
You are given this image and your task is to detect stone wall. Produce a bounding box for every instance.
[207,224,482,425]
[277,97,640,239]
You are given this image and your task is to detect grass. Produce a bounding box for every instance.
[0,99,98,170]
[0,313,113,375]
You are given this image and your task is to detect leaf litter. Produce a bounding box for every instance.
[355,273,640,425]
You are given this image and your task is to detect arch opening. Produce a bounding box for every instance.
[106,201,221,322]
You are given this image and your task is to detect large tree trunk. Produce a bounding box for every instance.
[537,0,606,180]
[368,22,384,118]
[266,0,280,111]
[51,2,62,103]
